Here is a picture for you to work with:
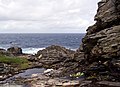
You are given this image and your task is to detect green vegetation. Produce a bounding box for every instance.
[0,55,28,64]
[70,72,84,78]
[86,76,97,80]
[0,55,31,69]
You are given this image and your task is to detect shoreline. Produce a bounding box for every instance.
[0,45,120,87]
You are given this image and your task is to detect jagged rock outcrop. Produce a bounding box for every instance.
[0,49,6,53]
[87,0,120,35]
[78,0,120,81]
[7,47,22,55]
[0,49,6,55]
[36,45,75,68]
[82,0,120,59]
[36,45,84,76]
[0,48,12,56]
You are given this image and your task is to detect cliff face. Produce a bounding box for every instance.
[87,0,120,35]
[81,0,120,61]
[77,0,120,81]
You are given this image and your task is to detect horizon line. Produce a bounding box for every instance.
[0,32,86,34]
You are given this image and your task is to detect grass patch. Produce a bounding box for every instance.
[0,55,31,70]
[19,63,30,69]
[0,55,28,64]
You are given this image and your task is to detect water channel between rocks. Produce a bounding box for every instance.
[0,68,45,87]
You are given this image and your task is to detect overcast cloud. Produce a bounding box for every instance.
[0,0,100,33]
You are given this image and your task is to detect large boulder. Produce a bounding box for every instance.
[0,48,11,56]
[36,45,75,69]
[0,49,6,52]
[7,47,22,55]
[36,45,86,77]
[0,49,6,54]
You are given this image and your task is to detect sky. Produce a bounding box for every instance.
[0,0,100,33]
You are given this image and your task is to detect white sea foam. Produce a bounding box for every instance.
[22,47,77,55]
[64,46,77,51]
[0,45,77,55]
[0,46,44,54]
[22,48,45,54]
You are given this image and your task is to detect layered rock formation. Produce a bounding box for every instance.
[36,45,80,76]
[36,45,74,67]
[78,0,120,81]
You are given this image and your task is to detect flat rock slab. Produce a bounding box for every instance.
[97,81,120,87]
[62,81,80,87]
[79,81,92,87]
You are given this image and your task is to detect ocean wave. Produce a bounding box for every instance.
[0,46,45,54]
[0,46,77,55]
[22,48,45,54]
[23,47,77,54]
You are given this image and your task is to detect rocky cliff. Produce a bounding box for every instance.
[78,0,120,81]
[32,0,120,81]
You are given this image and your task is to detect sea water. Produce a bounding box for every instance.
[0,33,85,54]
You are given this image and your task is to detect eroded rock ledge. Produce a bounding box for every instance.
[78,0,120,82]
